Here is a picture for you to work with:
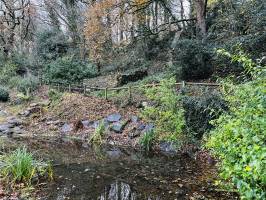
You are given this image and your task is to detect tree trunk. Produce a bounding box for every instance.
[195,0,207,40]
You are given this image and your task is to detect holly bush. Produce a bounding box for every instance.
[206,50,266,199]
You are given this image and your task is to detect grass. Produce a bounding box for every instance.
[89,120,106,145]
[0,147,53,185]
[139,129,156,152]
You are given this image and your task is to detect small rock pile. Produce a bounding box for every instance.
[60,113,154,139]
[0,113,24,137]
[19,101,49,117]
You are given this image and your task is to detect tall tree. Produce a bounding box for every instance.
[195,0,207,39]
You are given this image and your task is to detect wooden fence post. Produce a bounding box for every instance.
[68,84,71,92]
[83,85,86,95]
[39,74,42,87]
[104,88,108,100]
[57,84,60,91]
[181,81,186,95]
[182,81,185,88]
[128,86,132,103]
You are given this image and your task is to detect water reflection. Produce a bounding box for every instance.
[98,181,160,200]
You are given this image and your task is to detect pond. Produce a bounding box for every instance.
[3,137,238,200]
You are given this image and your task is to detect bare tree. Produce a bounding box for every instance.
[0,0,33,56]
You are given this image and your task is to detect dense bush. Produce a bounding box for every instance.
[0,87,9,102]
[36,30,69,61]
[206,50,266,199]
[172,39,212,81]
[44,56,97,84]
[183,92,227,138]
[10,53,36,73]
[0,61,17,85]
[141,78,185,142]
[16,76,39,94]
[207,0,265,42]
[211,34,266,80]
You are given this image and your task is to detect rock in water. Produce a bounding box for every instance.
[107,114,121,123]
[106,148,123,158]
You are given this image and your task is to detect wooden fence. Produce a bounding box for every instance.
[39,77,221,102]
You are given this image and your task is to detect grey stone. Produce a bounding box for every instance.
[144,123,154,132]
[61,123,72,133]
[94,120,109,129]
[7,117,22,126]
[12,126,23,134]
[106,149,123,158]
[131,115,139,123]
[128,129,141,139]
[46,120,61,125]
[0,110,8,117]
[107,113,121,123]
[13,98,23,105]
[0,124,12,132]
[19,110,30,117]
[81,120,90,128]
[137,123,146,131]
[30,103,38,107]
[111,122,123,133]
[159,142,178,156]
[93,121,99,128]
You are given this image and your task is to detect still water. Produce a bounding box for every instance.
[37,141,237,200]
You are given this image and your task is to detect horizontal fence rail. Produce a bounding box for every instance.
[39,77,221,101]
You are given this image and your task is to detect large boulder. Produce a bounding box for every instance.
[116,70,148,86]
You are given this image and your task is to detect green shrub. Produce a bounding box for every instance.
[141,78,185,142]
[183,92,227,138]
[16,76,39,94]
[0,87,9,102]
[10,53,35,73]
[8,76,22,88]
[48,89,63,102]
[16,92,31,102]
[44,56,97,84]
[172,39,212,81]
[0,61,18,85]
[206,50,266,199]
[0,147,53,185]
